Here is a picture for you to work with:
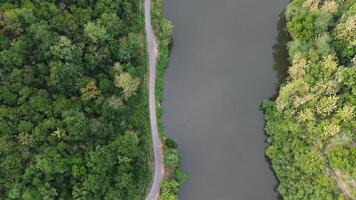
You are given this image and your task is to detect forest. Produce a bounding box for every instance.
[0,0,153,199]
[264,0,355,199]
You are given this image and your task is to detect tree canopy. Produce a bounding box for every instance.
[264,0,356,199]
[0,0,151,199]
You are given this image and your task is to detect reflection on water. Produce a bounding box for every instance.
[162,0,289,199]
[273,11,290,86]
[267,10,291,200]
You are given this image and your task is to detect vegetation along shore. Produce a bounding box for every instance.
[263,0,355,199]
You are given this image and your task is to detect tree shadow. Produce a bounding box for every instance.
[265,10,291,200]
[272,10,290,91]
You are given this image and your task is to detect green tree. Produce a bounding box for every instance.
[84,22,108,43]
[114,72,140,101]
[264,1,356,199]
[164,149,181,168]
[80,80,101,101]
[161,181,179,200]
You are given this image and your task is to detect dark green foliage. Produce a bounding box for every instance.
[165,138,177,149]
[0,0,150,199]
[174,169,188,184]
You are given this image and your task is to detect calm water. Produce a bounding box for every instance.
[162,0,288,199]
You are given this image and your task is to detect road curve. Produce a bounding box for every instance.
[144,0,162,199]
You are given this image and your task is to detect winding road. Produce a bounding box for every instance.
[144,0,162,199]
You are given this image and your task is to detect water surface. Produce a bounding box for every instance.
[162,0,288,199]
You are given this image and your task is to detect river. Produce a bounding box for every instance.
[162,0,288,199]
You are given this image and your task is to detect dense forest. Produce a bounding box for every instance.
[0,0,153,199]
[264,0,355,199]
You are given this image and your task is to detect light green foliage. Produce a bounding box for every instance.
[316,96,339,116]
[164,149,181,167]
[264,0,356,199]
[50,36,81,62]
[333,3,356,63]
[84,22,108,43]
[322,121,341,139]
[288,52,307,79]
[275,78,310,111]
[114,72,140,101]
[335,15,356,47]
[322,54,338,72]
[297,108,315,122]
[161,181,179,200]
[51,128,66,139]
[336,105,355,121]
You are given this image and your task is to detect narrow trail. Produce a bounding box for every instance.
[144,0,163,199]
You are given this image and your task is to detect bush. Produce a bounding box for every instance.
[165,138,178,149]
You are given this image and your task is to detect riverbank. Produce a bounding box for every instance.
[263,0,356,199]
[151,0,187,199]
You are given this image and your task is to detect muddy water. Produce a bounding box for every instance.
[162,0,288,199]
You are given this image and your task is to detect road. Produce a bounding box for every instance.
[144,0,162,199]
